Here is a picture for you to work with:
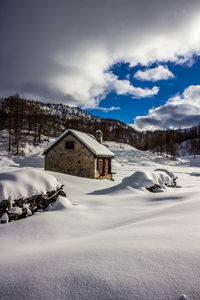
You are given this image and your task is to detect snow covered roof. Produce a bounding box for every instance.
[43,129,115,158]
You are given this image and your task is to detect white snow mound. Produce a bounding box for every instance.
[52,195,72,211]
[121,169,175,190]
[0,169,61,203]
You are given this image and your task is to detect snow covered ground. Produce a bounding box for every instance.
[1,137,200,299]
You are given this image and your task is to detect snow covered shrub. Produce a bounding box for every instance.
[121,169,176,192]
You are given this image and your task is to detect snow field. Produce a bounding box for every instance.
[1,139,200,299]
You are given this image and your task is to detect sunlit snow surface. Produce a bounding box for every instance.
[0,139,200,299]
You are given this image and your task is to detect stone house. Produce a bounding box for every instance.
[43,129,115,180]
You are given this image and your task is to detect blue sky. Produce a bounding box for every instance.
[86,56,200,127]
[2,0,200,131]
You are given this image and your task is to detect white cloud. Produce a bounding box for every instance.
[50,59,159,109]
[134,65,175,82]
[102,72,159,99]
[133,85,200,131]
[1,0,200,107]
[92,106,120,112]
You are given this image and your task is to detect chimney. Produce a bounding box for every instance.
[96,130,103,144]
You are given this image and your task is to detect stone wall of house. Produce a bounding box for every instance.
[45,133,96,178]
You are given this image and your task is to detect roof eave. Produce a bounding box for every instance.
[95,154,115,158]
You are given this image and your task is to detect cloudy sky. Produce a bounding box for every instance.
[1,0,200,130]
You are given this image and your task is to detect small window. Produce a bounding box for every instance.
[65,141,74,149]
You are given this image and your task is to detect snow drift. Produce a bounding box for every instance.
[1,140,200,299]
[91,169,176,195]
[123,169,175,190]
[0,169,61,203]
[50,195,72,211]
[118,169,176,191]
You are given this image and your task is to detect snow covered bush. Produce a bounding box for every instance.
[121,169,176,192]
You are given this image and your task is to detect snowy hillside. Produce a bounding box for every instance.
[178,138,200,156]
[1,137,200,299]
[0,96,139,153]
